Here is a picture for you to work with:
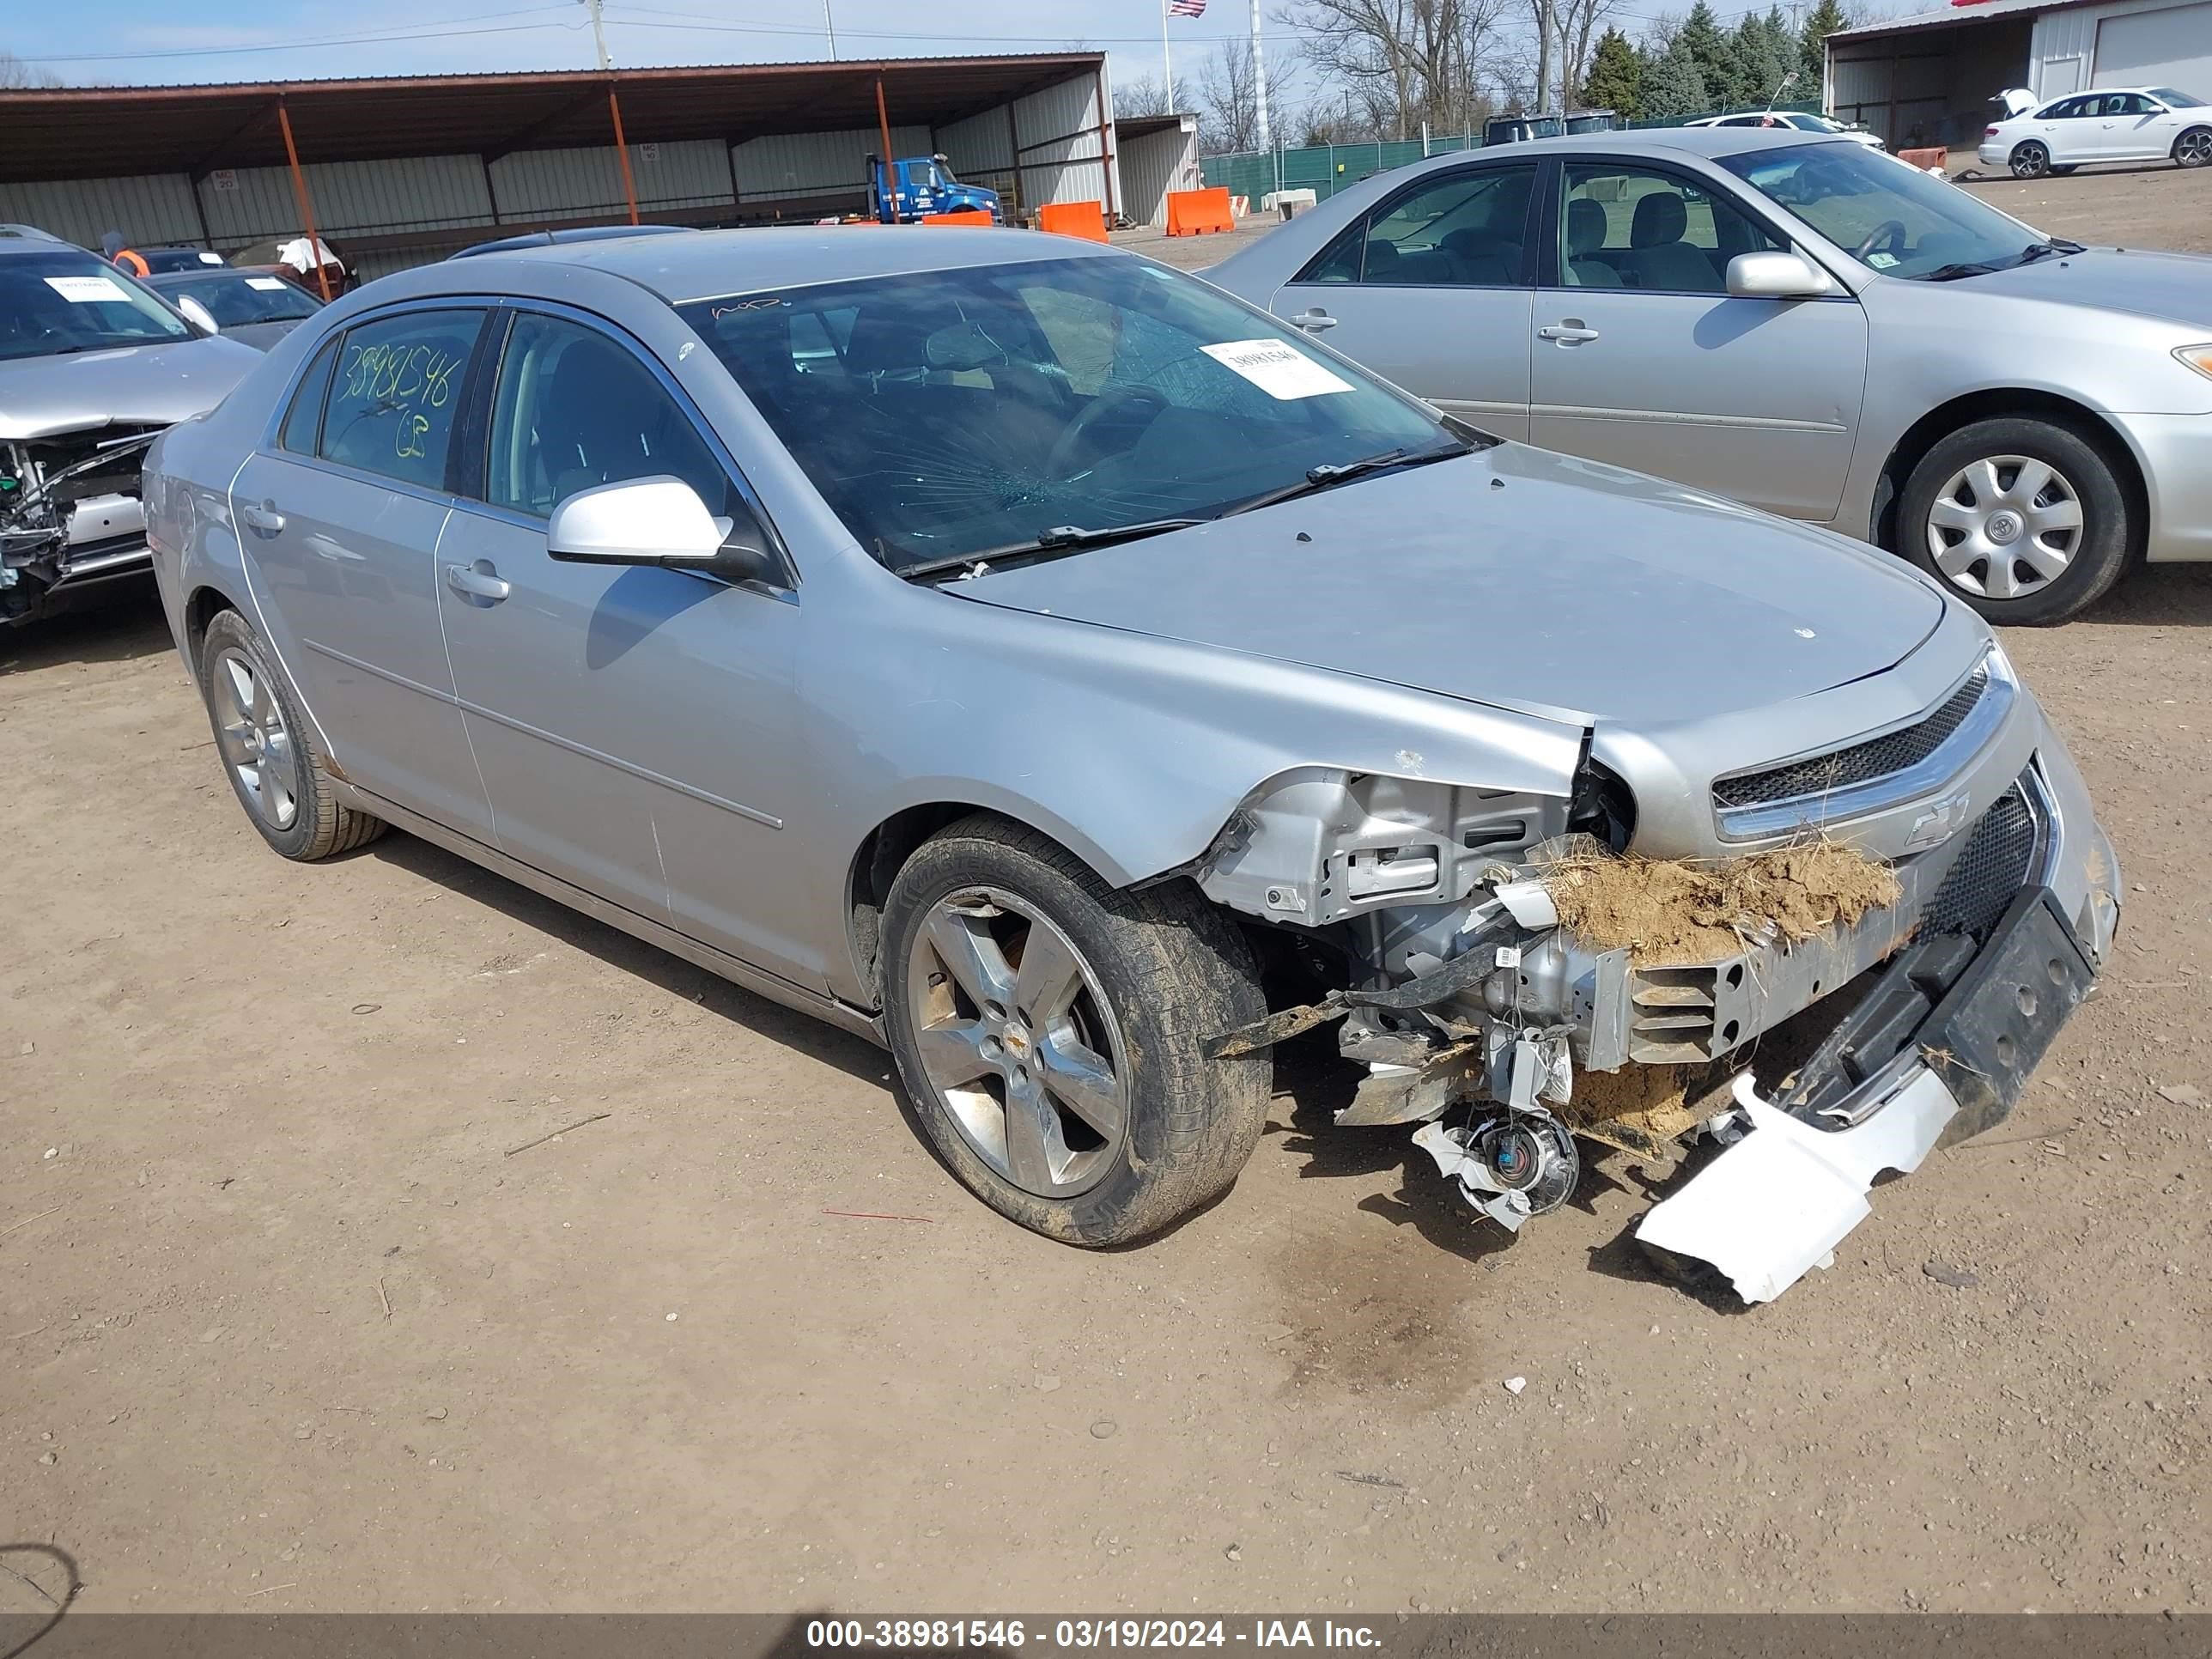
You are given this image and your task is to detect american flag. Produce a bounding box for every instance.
[1167,0,1206,15]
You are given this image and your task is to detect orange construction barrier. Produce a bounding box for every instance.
[1036,200,1109,242]
[1897,145,1948,173]
[921,209,996,226]
[1165,186,1236,237]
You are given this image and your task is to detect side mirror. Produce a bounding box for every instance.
[546,475,779,587]
[1727,251,1835,300]
[175,295,222,334]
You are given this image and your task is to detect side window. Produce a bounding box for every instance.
[2045,97,2087,118]
[278,337,338,456]
[2112,94,2155,115]
[484,312,736,522]
[1354,166,1535,288]
[319,309,483,488]
[1560,164,1784,294]
[1293,221,1367,285]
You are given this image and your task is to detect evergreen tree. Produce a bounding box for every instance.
[1732,9,1795,108]
[1800,0,1849,90]
[1580,27,1644,119]
[1642,33,1712,120]
[1674,1,1738,111]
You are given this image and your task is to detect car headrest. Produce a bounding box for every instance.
[1567,198,1609,255]
[1631,191,1689,247]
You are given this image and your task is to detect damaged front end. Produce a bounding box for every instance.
[1,426,164,623]
[1194,662,2118,1301]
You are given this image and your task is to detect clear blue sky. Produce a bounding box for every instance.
[9,1,1285,96]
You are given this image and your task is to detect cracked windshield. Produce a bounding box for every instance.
[680,256,1462,573]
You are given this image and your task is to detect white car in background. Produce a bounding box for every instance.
[1980,86,2212,178]
[1686,111,1885,149]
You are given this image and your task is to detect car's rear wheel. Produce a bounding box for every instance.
[880,814,1268,1247]
[2176,127,2212,168]
[2009,141,2051,179]
[197,609,386,860]
[1897,417,2133,624]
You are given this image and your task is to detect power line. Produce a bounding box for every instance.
[18,7,584,66]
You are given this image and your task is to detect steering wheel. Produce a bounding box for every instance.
[1045,384,1169,479]
[1851,219,1910,262]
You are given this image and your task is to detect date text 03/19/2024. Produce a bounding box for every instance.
[803,1621,1386,1650]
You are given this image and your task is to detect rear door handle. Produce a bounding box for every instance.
[445,561,511,603]
[1289,309,1339,331]
[1538,324,1601,343]
[240,501,285,534]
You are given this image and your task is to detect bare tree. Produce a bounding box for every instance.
[1281,0,1515,139]
[1199,35,1297,154]
[1555,0,1623,107]
[3,49,60,88]
[1115,73,1176,118]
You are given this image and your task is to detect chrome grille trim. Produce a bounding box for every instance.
[1713,650,2016,841]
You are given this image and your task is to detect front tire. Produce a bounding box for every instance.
[1896,417,2133,624]
[880,814,1268,1247]
[2010,141,2051,179]
[2176,127,2212,168]
[197,609,386,860]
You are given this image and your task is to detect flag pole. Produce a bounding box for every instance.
[1162,0,1176,115]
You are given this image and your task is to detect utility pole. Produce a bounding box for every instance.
[823,1,838,59]
[1249,0,1271,154]
[1161,0,1175,117]
[580,0,611,70]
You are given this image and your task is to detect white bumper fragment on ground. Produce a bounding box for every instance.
[1636,1067,1962,1303]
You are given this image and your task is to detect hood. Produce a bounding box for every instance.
[1957,246,2212,330]
[951,444,1946,728]
[0,332,262,441]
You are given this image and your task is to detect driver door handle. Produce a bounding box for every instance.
[445,562,511,603]
[1289,308,1339,331]
[240,501,285,534]
[1538,323,1601,343]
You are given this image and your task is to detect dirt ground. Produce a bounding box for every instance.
[5,166,2211,1620]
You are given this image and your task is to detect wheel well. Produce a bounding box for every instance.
[844,803,1018,1003]
[182,584,240,666]
[1870,390,2148,555]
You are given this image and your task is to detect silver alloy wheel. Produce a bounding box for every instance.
[906,885,1130,1200]
[2179,129,2212,167]
[1923,453,2085,600]
[211,646,301,830]
[2012,143,2049,178]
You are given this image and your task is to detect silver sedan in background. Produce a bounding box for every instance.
[1206,128,2212,623]
[140,230,2118,1297]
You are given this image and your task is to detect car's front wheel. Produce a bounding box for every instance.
[1897,416,2133,624]
[2176,127,2212,168]
[880,814,1268,1246]
[2009,141,2051,179]
[197,608,386,860]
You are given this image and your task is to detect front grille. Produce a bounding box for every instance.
[1922,781,2039,943]
[1714,666,1990,810]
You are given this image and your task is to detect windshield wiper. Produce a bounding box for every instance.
[1222,440,1474,517]
[901,515,1206,581]
[1917,261,2002,283]
[2017,238,2085,264]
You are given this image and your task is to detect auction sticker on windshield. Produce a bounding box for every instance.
[1200,338,1354,399]
[246,277,290,291]
[45,275,131,304]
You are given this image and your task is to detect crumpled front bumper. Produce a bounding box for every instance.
[1634,721,2118,1302]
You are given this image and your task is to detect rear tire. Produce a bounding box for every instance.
[197,609,386,860]
[880,814,1268,1247]
[2176,127,2212,168]
[1895,416,2133,625]
[2009,141,2051,179]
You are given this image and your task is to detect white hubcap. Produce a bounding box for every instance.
[1924,454,2083,601]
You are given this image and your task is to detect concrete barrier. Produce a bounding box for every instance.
[1166,186,1237,237]
[1036,201,1109,241]
[1897,145,1948,173]
[921,209,997,226]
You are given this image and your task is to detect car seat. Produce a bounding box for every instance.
[1625,191,1719,292]
[1565,198,1624,286]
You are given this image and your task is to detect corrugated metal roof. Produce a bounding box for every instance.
[0,54,1106,185]
[1829,0,2088,42]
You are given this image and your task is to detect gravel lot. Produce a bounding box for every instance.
[3,160,2209,1619]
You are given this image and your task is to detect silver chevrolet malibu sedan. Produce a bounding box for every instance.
[144,229,2120,1297]
[1206,128,2212,624]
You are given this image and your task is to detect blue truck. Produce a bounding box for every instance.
[868,154,1004,224]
